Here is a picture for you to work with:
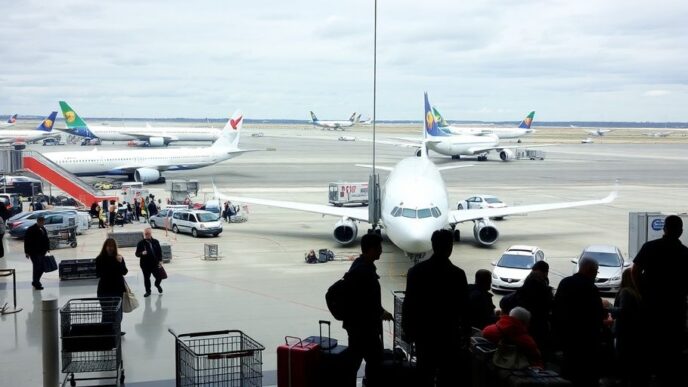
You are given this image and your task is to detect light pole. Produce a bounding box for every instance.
[368,0,381,232]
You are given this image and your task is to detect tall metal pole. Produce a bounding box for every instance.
[372,0,377,174]
[367,0,381,230]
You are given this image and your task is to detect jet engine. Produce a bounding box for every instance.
[134,168,161,183]
[473,219,499,246]
[333,218,358,245]
[499,149,515,161]
[148,137,166,147]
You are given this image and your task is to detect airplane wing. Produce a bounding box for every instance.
[449,191,617,224]
[467,143,554,154]
[355,164,394,172]
[213,191,370,222]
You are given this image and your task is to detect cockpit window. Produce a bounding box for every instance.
[402,208,417,218]
[417,208,432,218]
[391,206,402,217]
[431,207,441,218]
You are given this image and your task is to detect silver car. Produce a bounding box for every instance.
[571,245,631,293]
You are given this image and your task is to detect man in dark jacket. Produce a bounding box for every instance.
[402,229,470,387]
[552,257,607,387]
[24,216,50,290]
[342,233,392,387]
[466,269,498,330]
[632,215,688,386]
[135,227,163,297]
[515,260,553,358]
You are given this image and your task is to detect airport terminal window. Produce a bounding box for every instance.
[431,207,441,218]
[417,208,431,218]
[402,208,417,218]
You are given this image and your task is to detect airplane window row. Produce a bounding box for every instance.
[391,206,441,219]
[59,155,196,163]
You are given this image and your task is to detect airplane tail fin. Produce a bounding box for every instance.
[214,110,243,149]
[354,113,361,124]
[7,114,17,124]
[36,111,57,132]
[518,111,535,129]
[348,112,357,122]
[310,111,318,122]
[424,93,450,139]
[59,101,89,129]
[432,106,450,128]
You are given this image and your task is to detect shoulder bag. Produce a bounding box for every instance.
[122,281,139,313]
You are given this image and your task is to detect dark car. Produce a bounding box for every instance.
[0,193,23,216]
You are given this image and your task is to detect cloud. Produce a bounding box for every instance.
[644,90,671,97]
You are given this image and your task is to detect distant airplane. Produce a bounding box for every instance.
[585,128,614,137]
[0,112,58,145]
[309,111,359,130]
[356,113,373,125]
[44,110,258,184]
[58,101,224,146]
[213,93,616,256]
[432,108,536,141]
[0,114,18,128]
[643,131,671,137]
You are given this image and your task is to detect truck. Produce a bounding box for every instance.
[120,182,148,204]
[328,182,368,207]
[515,149,546,161]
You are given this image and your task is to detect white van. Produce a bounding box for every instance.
[170,209,222,238]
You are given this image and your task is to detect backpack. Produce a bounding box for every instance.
[326,277,352,321]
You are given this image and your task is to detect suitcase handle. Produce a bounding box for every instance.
[284,336,304,347]
[319,320,333,351]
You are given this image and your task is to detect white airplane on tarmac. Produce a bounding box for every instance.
[585,128,614,137]
[44,110,257,184]
[310,111,359,130]
[432,107,536,141]
[0,114,17,128]
[0,112,59,145]
[58,101,224,146]
[214,93,616,257]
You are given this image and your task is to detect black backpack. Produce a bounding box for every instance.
[326,277,352,321]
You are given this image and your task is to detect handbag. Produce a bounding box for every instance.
[157,264,168,280]
[43,255,58,273]
[122,281,139,313]
[492,341,531,370]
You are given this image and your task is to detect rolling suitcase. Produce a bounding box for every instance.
[277,336,320,387]
[497,368,572,387]
[305,320,351,387]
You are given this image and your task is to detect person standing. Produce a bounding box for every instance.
[135,227,163,297]
[514,260,554,359]
[24,215,50,290]
[552,257,607,387]
[342,233,392,386]
[402,229,470,387]
[108,200,117,228]
[96,238,128,333]
[466,268,498,330]
[147,198,158,218]
[134,198,142,221]
[0,202,9,258]
[632,215,688,387]
[609,268,644,387]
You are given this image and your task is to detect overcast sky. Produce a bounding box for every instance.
[1,0,687,121]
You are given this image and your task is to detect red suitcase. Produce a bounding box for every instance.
[277,336,321,387]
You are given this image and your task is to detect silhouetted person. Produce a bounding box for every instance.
[467,269,498,330]
[135,228,163,297]
[609,268,645,387]
[514,260,553,358]
[0,202,8,258]
[108,200,117,227]
[342,233,392,387]
[24,215,50,290]
[552,256,607,387]
[147,198,158,217]
[632,215,688,387]
[482,306,544,369]
[96,238,128,332]
[402,229,470,387]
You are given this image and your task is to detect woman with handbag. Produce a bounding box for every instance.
[96,238,129,334]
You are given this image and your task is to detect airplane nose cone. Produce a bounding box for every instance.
[390,223,433,254]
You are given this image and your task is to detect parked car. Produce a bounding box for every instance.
[170,209,222,237]
[457,194,507,211]
[491,245,545,292]
[81,138,101,146]
[42,138,65,146]
[148,207,179,229]
[8,210,80,238]
[571,245,630,293]
[0,193,23,216]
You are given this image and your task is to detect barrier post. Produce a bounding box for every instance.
[0,269,23,314]
[42,298,59,387]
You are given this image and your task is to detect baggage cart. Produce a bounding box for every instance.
[169,329,265,386]
[392,291,413,359]
[60,298,124,386]
[49,225,78,249]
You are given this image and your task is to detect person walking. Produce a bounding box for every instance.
[402,229,470,387]
[24,215,50,290]
[135,227,164,297]
[632,215,688,387]
[341,233,392,387]
[95,238,128,333]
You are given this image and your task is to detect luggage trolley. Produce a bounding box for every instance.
[169,329,265,386]
[392,291,413,359]
[49,225,78,249]
[60,298,124,386]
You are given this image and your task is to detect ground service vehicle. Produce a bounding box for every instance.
[170,209,222,237]
[328,182,368,207]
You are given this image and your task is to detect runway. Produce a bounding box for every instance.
[1,123,687,385]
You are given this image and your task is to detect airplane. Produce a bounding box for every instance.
[44,110,257,184]
[0,112,59,145]
[432,107,536,141]
[309,111,359,130]
[58,101,224,146]
[643,131,671,137]
[0,114,18,128]
[213,93,616,257]
[355,113,373,125]
[585,128,614,137]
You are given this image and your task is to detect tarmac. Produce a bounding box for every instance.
[1,123,687,385]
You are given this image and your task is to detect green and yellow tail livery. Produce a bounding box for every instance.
[59,101,88,129]
[432,106,450,128]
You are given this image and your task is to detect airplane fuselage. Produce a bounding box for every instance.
[312,121,354,130]
[426,134,500,157]
[445,126,533,139]
[380,156,449,254]
[72,125,222,142]
[0,129,54,143]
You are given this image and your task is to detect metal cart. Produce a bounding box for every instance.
[49,225,78,249]
[169,329,265,386]
[60,298,124,386]
[392,291,413,359]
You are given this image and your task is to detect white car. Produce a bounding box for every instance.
[170,209,223,237]
[491,245,545,292]
[571,245,630,293]
[457,194,507,220]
